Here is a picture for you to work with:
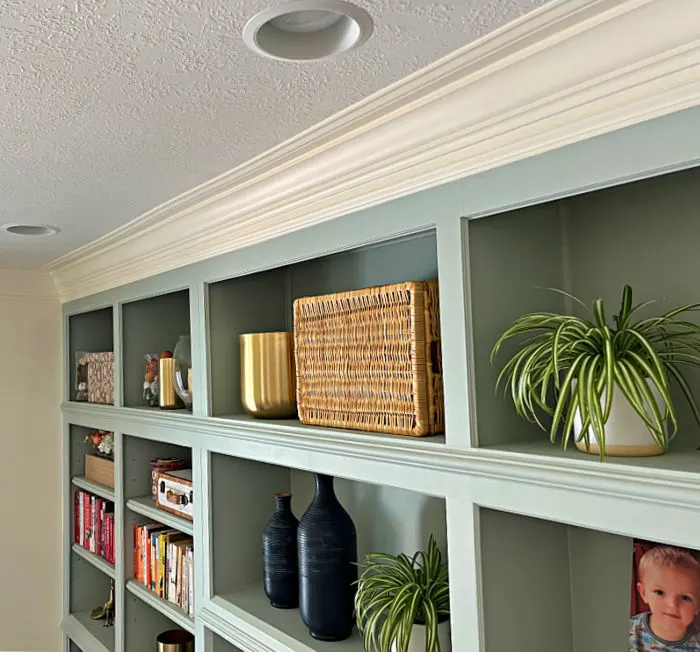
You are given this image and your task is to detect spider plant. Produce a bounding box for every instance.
[355,535,449,652]
[491,285,700,458]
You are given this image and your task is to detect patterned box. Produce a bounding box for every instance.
[86,352,114,405]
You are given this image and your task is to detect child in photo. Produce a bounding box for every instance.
[630,545,700,651]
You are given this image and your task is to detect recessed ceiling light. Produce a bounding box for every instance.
[2,224,60,237]
[243,0,373,62]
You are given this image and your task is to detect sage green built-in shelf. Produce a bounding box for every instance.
[126,495,193,536]
[63,611,114,652]
[72,476,116,503]
[72,544,115,580]
[126,579,194,634]
[61,107,700,652]
[208,589,363,652]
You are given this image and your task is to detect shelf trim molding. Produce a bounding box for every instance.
[72,475,116,502]
[126,579,195,634]
[126,496,194,536]
[62,403,700,513]
[45,0,700,302]
[71,543,116,579]
[61,614,113,652]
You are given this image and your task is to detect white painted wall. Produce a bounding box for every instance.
[0,270,62,652]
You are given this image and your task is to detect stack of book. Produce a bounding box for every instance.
[133,523,194,616]
[74,491,115,564]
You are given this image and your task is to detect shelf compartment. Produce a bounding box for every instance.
[63,611,115,652]
[211,588,363,652]
[468,166,700,454]
[68,307,114,403]
[123,434,191,502]
[210,629,245,652]
[72,543,115,579]
[122,289,191,409]
[209,452,447,647]
[127,495,193,536]
[125,584,195,651]
[126,578,194,634]
[69,425,115,490]
[207,231,440,436]
[479,507,631,652]
[72,476,116,503]
[68,551,115,652]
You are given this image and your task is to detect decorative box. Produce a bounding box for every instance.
[149,457,189,498]
[294,280,444,437]
[85,454,115,489]
[156,469,193,521]
[86,352,114,404]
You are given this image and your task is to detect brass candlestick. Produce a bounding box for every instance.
[240,332,297,418]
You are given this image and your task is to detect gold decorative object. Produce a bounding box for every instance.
[240,332,297,418]
[159,356,183,409]
[156,629,194,652]
[90,580,114,627]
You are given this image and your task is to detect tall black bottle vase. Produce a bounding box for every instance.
[297,474,358,641]
[262,492,299,609]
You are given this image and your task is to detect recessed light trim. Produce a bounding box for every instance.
[2,224,60,237]
[243,1,373,62]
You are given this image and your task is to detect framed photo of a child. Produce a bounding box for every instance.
[630,540,700,650]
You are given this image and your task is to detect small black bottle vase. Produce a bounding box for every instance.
[298,474,357,641]
[262,492,299,609]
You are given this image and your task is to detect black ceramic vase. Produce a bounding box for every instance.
[262,492,299,609]
[298,474,357,641]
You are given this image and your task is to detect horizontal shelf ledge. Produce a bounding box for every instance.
[203,588,363,652]
[72,543,115,579]
[72,476,115,502]
[127,495,193,536]
[126,579,194,634]
[61,402,700,509]
[62,611,115,652]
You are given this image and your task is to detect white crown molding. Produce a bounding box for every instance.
[46,0,700,302]
[0,269,59,301]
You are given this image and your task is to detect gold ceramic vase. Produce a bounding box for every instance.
[240,332,297,418]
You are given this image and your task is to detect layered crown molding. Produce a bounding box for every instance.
[46,0,700,302]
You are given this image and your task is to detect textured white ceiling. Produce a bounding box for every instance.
[0,0,550,269]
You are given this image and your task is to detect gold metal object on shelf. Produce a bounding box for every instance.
[156,629,194,651]
[240,332,297,418]
[159,358,184,409]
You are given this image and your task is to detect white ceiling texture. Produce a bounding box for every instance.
[0,0,550,269]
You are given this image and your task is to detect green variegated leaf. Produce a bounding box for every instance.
[491,284,700,459]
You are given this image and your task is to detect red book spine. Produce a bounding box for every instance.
[83,495,91,551]
[108,514,114,564]
[74,492,80,544]
[105,514,111,564]
[101,502,106,559]
[96,499,103,558]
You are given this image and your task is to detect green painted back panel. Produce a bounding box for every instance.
[121,290,190,408]
[68,308,113,401]
[479,509,574,652]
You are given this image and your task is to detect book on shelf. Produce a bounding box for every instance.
[133,522,194,616]
[73,491,114,564]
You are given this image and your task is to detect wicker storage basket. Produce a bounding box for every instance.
[293,280,443,436]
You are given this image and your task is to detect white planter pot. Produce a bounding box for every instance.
[390,620,451,652]
[574,379,665,457]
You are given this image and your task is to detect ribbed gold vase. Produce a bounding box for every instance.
[240,332,297,418]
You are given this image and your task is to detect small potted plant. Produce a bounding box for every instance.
[84,430,115,488]
[355,535,450,652]
[491,285,700,459]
